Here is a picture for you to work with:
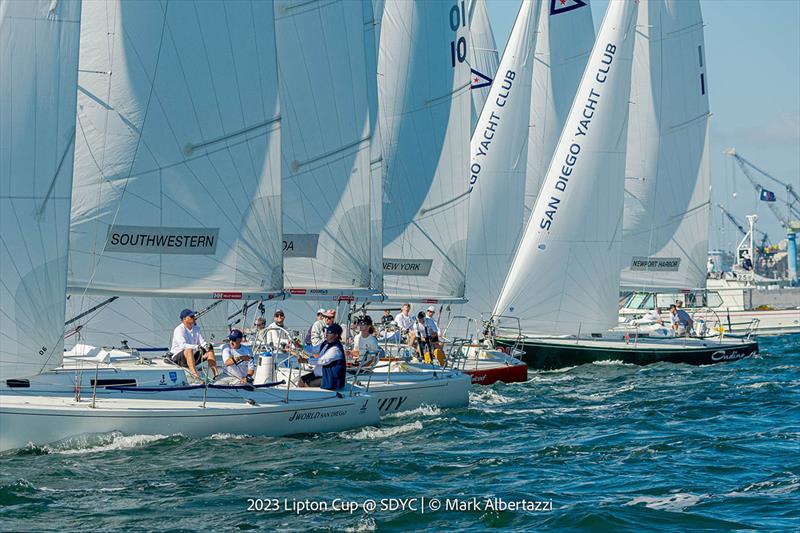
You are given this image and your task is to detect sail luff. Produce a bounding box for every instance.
[493,0,639,335]
[0,0,82,380]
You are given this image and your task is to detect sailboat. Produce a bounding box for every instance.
[489,0,758,369]
[0,0,379,452]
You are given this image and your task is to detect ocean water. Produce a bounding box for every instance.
[1,334,798,531]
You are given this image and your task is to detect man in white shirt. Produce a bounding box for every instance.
[637,307,663,325]
[220,329,254,383]
[300,323,345,388]
[169,308,218,379]
[394,303,416,346]
[266,309,292,349]
[351,315,382,364]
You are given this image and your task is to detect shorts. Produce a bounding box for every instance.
[171,347,207,368]
[300,372,322,388]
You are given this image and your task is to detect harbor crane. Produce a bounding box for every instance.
[716,204,769,251]
[725,148,799,284]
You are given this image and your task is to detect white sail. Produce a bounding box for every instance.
[379,0,472,302]
[493,0,639,335]
[468,0,500,132]
[462,0,543,321]
[0,0,82,380]
[68,0,282,300]
[620,0,711,291]
[276,0,380,299]
[526,0,595,216]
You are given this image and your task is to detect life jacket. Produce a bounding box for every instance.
[318,340,346,390]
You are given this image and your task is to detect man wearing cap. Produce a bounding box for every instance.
[221,329,255,383]
[266,309,292,349]
[425,306,442,349]
[251,316,268,350]
[299,323,345,388]
[304,309,326,347]
[169,309,218,379]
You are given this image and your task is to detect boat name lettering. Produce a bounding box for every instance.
[383,259,433,277]
[377,395,408,412]
[283,233,319,258]
[539,42,617,232]
[288,409,348,422]
[470,70,516,191]
[710,350,746,362]
[105,226,218,255]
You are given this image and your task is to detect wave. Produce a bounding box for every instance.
[385,405,442,419]
[44,431,175,455]
[625,492,706,511]
[342,421,423,440]
[469,388,514,405]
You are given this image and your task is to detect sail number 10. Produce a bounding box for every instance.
[450,1,467,67]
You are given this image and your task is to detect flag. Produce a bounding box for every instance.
[760,189,776,202]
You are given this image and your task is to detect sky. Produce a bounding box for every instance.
[485,0,800,253]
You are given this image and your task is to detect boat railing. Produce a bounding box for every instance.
[483,314,526,358]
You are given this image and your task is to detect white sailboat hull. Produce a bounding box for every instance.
[350,370,471,414]
[0,393,378,452]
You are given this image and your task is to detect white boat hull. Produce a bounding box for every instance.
[0,393,378,452]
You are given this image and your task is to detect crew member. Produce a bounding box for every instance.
[300,323,345,388]
[169,308,218,379]
[221,329,254,383]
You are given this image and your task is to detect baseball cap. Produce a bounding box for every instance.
[274,309,285,317]
[417,311,425,319]
[426,306,436,312]
[323,308,336,318]
[316,308,326,316]
[228,329,244,341]
[326,323,343,336]
[179,308,195,319]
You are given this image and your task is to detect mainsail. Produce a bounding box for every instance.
[463,0,543,321]
[69,0,283,300]
[619,0,711,291]
[493,0,639,335]
[468,0,500,132]
[277,0,380,299]
[379,0,471,302]
[0,0,82,380]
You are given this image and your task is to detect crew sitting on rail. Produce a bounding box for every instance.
[221,329,255,383]
[299,323,346,389]
[168,308,218,379]
[266,308,293,350]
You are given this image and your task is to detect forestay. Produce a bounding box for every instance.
[493,0,638,336]
[463,0,543,322]
[380,0,471,302]
[69,0,282,300]
[620,0,711,291]
[468,0,500,133]
[276,0,380,299]
[0,0,81,380]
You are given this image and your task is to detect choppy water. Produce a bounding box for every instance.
[2,335,798,531]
